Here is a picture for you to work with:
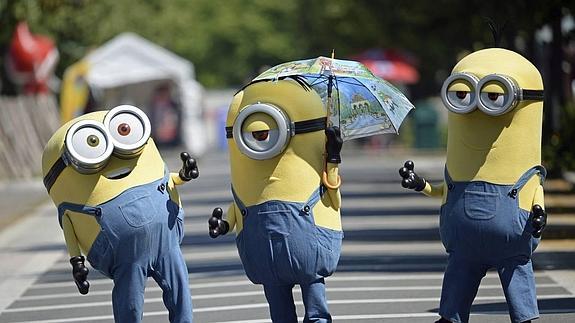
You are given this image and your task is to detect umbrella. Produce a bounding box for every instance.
[253,56,415,141]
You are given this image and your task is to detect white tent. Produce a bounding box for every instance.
[82,32,206,156]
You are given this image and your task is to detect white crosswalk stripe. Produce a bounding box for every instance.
[1,150,574,322]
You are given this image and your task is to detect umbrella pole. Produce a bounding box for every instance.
[327,74,334,127]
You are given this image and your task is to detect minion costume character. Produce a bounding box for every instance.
[208,77,344,323]
[42,105,198,323]
[399,48,547,323]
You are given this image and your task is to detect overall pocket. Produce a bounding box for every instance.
[464,191,498,220]
[118,193,157,227]
[257,208,292,238]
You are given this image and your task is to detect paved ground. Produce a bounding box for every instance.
[0,148,574,322]
[0,180,49,230]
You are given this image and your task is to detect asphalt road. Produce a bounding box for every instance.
[0,148,574,323]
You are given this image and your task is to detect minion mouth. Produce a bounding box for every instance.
[104,167,133,180]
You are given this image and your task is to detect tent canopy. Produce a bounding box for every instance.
[61,32,206,155]
[85,32,195,89]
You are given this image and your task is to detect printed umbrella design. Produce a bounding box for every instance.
[253,56,415,141]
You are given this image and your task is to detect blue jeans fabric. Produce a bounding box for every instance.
[232,185,343,323]
[439,166,546,323]
[58,168,192,323]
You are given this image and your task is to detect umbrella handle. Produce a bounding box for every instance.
[322,171,341,189]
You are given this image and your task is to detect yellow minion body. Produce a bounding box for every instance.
[224,79,342,233]
[417,48,547,323]
[424,48,545,211]
[42,111,183,257]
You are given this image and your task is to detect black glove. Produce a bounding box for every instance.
[325,126,343,164]
[70,256,90,295]
[531,204,547,238]
[179,152,199,181]
[208,207,229,238]
[399,160,427,192]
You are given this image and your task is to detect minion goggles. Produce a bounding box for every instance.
[225,103,326,160]
[43,105,151,192]
[441,73,544,116]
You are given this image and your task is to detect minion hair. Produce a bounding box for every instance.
[484,16,508,47]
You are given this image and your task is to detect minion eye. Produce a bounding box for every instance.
[477,74,517,116]
[252,130,269,141]
[456,91,467,99]
[479,91,508,110]
[441,73,479,114]
[242,128,279,152]
[447,90,472,106]
[70,126,109,159]
[64,120,114,174]
[104,105,151,157]
[109,113,144,145]
[232,103,291,160]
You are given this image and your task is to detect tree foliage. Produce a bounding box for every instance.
[1,0,574,97]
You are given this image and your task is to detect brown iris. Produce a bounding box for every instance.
[87,135,99,147]
[118,123,131,136]
[487,92,500,101]
[456,91,467,99]
[252,130,269,141]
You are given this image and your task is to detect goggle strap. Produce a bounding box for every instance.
[521,89,545,101]
[293,117,327,134]
[225,117,326,138]
[43,156,67,193]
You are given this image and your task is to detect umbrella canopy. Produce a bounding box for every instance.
[253,56,415,141]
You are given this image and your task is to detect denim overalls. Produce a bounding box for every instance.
[438,165,546,323]
[232,185,343,323]
[58,168,192,323]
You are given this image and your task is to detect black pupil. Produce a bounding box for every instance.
[488,93,500,101]
[456,91,467,99]
[87,135,99,147]
[252,130,269,141]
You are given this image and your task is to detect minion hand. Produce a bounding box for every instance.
[531,204,547,238]
[179,152,199,181]
[325,126,343,164]
[399,160,427,191]
[208,207,229,238]
[70,256,90,295]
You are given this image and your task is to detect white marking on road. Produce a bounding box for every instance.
[26,271,549,290]
[6,293,573,314]
[212,309,575,323]
[12,299,575,323]
[17,283,562,302]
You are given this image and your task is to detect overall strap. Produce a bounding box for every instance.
[57,202,101,228]
[301,184,327,214]
[508,165,547,199]
[230,185,248,215]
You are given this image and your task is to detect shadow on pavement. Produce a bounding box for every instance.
[534,251,575,270]
[429,297,575,315]
[31,248,575,285]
